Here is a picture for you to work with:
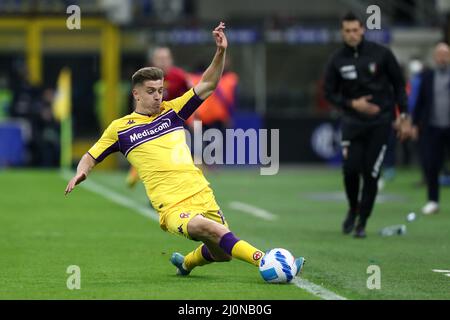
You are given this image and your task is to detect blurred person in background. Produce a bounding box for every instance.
[411,42,450,215]
[150,46,191,101]
[406,58,428,187]
[126,46,191,187]
[9,61,59,167]
[9,61,35,164]
[35,88,60,167]
[324,12,411,238]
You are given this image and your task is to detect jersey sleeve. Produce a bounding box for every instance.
[165,88,204,120]
[87,121,120,162]
[323,54,352,110]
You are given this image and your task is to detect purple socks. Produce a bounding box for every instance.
[219,232,240,255]
[201,245,214,262]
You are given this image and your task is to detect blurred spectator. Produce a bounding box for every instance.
[35,88,60,167]
[412,42,450,215]
[149,46,191,100]
[9,64,59,167]
[407,58,428,187]
[9,63,41,166]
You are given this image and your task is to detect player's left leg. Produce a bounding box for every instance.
[171,243,217,276]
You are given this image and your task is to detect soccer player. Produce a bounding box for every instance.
[324,12,411,238]
[65,22,305,277]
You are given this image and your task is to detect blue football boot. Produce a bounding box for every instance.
[170,252,190,276]
[295,257,306,276]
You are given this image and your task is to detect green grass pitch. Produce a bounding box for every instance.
[1,167,449,299]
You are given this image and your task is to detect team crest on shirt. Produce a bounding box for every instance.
[253,251,263,261]
[369,62,377,74]
[126,119,135,125]
[179,213,190,219]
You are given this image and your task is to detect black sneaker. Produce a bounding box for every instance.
[342,210,357,234]
[353,225,367,238]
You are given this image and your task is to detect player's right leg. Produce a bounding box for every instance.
[170,243,217,276]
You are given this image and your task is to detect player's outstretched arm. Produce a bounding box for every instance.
[194,22,228,100]
[64,153,97,195]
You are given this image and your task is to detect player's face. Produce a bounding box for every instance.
[341,21,364,48]
[133,79,164,114]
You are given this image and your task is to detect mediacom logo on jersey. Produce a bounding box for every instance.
[129,119,171,143]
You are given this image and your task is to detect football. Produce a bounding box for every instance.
[259,248,297,283]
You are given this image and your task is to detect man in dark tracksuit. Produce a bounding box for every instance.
[412,43,450,215]
[324,12,410,238]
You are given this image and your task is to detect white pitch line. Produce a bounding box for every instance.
[293,278,347,300]
[228,201,278,221]
[432,269,450,277]
[432,269,450,273]
[61,171,346,300]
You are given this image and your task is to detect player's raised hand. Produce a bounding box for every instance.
[65,172,86,195]
[212,22,227,50]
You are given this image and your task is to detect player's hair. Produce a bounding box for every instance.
[132,67,164,87]
[341,11,363,27]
